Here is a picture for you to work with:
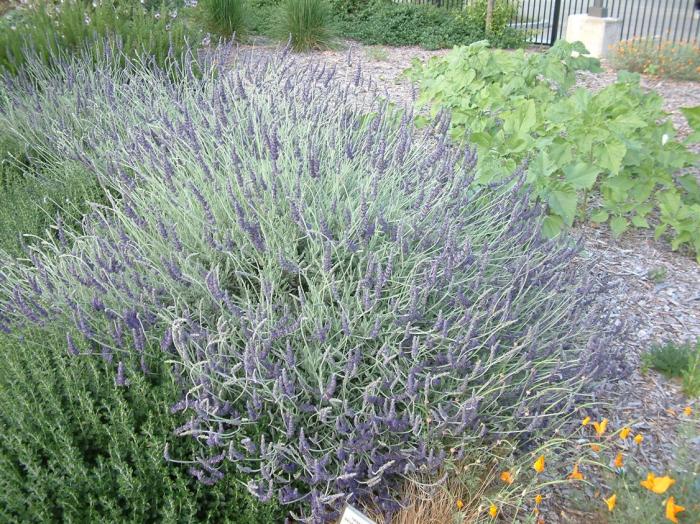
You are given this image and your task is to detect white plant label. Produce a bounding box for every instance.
[339,505,376,524]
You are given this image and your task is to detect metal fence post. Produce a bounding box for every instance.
[588,0,608,18]
[549,0,563,46]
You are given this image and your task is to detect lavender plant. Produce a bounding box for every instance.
[0,46,627,521]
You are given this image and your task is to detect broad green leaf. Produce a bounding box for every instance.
[527,151,557,183]
[546,187,578,226]
[610,216,629,237]
[563,163,600,190]
[595,141,627,175]
[590,210,609,223]
[542,214,564,238]
[681,106,700,132]
[630,215,649,228]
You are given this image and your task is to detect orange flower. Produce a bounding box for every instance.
[665,497,685,523]
[500,471,514,485]
[590,443,601,452]
[582,416,591,426]
[605,493,617,512]
[634,434,643,445]
[683,406,692,417]
[619,427,631,440]
[535,494,543,505]
[593,418,608,437]
[533,455,545,473]
[456,499,464,510]
[614,452,624,468]
[568,463,584,481]
[489,504,498,518]
[640,473,675,494]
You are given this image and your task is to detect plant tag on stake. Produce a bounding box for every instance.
[339,505,376,524]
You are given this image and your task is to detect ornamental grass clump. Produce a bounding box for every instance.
[0,45,626,521]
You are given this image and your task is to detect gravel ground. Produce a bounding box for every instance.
[236,42,700,521]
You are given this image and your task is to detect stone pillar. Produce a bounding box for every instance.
[565,14,622,58]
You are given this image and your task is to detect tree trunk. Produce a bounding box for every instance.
[486,0,495,33]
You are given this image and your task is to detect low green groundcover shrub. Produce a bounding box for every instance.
[0,330,285,522]
[333,0,525,49]
[0,46,626,521]
[407,40,700,259]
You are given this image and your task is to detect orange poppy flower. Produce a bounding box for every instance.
[568,463,584,481]
[634,434,643,445]
[500,471,514,485]
[489,504,498,518]
[605,493,617,512]
[619,427,631,440]
[614,452,624,468]
[533,455,545,473]
[590,443,601,452]
[534,494,543,505]
[640,473,675,494]
[593,418,608,437]
[683,406,692,417]
[665,497,685,523]
[582,416,591,426]
[456,499,464,510]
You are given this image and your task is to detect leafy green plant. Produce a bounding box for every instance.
[0,330,286,522]
[332,0,524,50]
[611,38,700,82]
[641,340,700,396]
[406,41,700,258]
[0,0,201,74]
[277,0,333,50]
[645,266,667,284]
[200,0,249,39]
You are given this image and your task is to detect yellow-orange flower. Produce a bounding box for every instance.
[634,434,643,445]
[683,406,692,417]
[590,443,601,452]
[619,427,631,440]
[640,473,675,494]
[593,418,608,437]
[533,455,545,473]
[665,497,685,523]
[456,499,464,510]
[568,463,584,481]
[605,493,617,512]
[582,416,591,426]
[535,494,543,505]
[614,452,624,468]
[489,504,498,518]
[500,470,514,485]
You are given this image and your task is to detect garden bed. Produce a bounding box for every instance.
[230,41,700,522]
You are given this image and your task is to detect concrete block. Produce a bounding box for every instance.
[565,13,622,58]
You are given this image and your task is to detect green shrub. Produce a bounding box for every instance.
[200,0,249,39]
[0,159,102,257]
[277,0,333,50]
[0,330,286,522]
[612,38,700,82]
[406,41,700,259]
[0,0,201,74]
[642,340,700,397]
[333,0,525,50]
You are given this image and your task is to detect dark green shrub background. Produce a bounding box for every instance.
[0,331,286,523]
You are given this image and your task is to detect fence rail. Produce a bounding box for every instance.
[398,0,700,46]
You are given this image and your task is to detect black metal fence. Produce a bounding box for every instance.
[397,0,700,46]
[515,0,700,46]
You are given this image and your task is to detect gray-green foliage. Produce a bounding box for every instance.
[0,330,286,523]
[0,45,626,521]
